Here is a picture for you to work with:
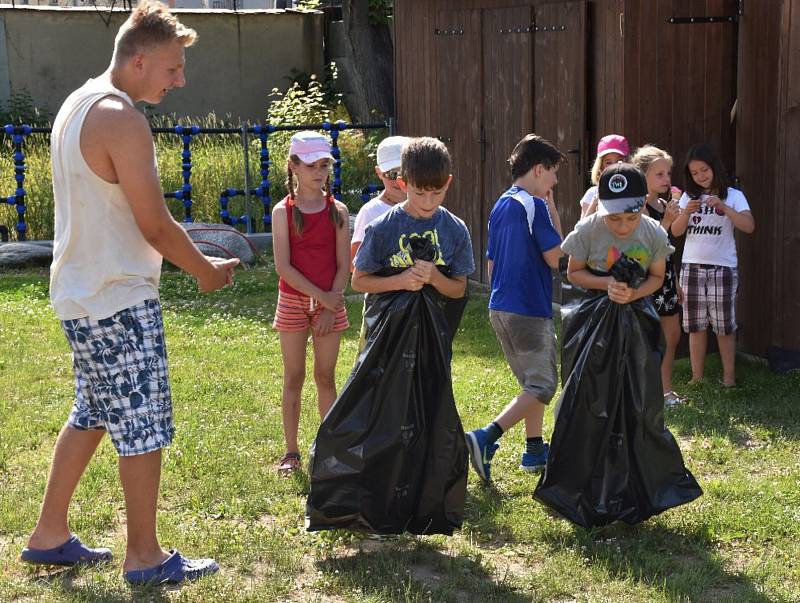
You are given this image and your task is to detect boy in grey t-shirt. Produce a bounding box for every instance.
[562,163,673,301]
[534,163,701,527]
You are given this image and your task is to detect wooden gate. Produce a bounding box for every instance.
[621,0,739,184]
[433,2,587,282]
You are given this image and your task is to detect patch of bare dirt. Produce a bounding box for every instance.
[408,563,473,603]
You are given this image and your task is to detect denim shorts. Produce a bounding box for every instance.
[489,310,558,404]
[62,299,174,457]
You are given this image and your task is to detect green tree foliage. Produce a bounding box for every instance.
[265,73,385,214]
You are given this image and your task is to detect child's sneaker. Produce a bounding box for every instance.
[465,429,499,482]
[520,442,549,474]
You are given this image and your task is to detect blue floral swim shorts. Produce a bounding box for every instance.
[62,299,174,456]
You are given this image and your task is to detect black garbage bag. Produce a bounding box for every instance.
[534,255,702,528]
[766,346,800,374]
[306,237,469,535]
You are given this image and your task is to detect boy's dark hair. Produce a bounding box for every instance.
[684,143,730,201]
[400,137,452,189]
[508,134,565,180]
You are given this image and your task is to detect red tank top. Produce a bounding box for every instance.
[279,194,338,295]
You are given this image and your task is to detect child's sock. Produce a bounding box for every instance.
[526,436,545,456]
[484,421,504,444]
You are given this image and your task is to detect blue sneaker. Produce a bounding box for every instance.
[465,428,499,482]
[520,442,549,474]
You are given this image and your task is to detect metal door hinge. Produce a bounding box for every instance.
[668,15,738,24]
[499,23,566,34]
[435,28,464,36]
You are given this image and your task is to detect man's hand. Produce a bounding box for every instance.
[198,257,239,292]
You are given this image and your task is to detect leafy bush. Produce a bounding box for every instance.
[0,90,51,127]
[264,73,385,219]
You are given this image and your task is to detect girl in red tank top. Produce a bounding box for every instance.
[271,131,350,474]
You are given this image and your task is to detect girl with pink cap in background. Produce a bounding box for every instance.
[271,131,351,474]
[578,134,631,218]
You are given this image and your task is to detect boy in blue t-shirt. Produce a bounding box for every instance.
[465,134,564,482]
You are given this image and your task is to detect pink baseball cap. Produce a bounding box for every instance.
[596,134,630,158]
[289,131,334,164]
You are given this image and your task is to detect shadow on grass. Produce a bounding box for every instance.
[461,480,522,548]
[540,519,771,603]
[317,538,531,602]
[667,357,800,442]
[26,566,178,603]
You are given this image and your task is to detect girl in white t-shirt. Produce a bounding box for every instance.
[671,144,755,387]
[578,134,630,218]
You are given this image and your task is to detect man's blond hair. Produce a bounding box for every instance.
[113,0,197,64]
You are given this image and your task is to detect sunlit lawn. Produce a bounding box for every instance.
[1,262,798,602]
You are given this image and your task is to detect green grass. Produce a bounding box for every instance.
[1,263,799,602]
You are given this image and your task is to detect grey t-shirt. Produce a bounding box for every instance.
[354,205,475,277]
[561,213,674,273]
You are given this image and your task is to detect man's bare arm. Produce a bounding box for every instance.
[89,99,236,291]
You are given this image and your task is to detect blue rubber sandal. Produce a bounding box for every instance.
[123,549,219,586]
[20,535,113,567]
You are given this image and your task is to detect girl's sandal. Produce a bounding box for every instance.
[277,452,302,475]
[664,391,686,407]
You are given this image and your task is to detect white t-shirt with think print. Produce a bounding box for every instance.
[678,187,750,268]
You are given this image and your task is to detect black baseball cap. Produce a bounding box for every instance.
[597,162,647,215]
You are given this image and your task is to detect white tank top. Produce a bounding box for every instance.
[49,73,162,321]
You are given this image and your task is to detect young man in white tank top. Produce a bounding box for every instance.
[21,0,237,585]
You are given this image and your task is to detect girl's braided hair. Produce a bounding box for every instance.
[286,156,343,235]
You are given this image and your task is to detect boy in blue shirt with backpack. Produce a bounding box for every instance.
[465,134,564,482]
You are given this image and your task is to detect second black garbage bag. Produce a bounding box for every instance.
[534,256,702,528]
[306,237,468,535]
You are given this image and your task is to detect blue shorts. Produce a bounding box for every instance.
[62,299,174,457]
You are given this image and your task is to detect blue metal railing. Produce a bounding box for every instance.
[1,120,392,241]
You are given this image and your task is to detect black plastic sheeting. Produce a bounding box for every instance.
[306,239,468,535]
[766,346,800,374]
[534,256,702,528]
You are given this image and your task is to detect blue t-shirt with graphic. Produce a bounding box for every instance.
[354,205,475,277]
[487,186,562,318]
